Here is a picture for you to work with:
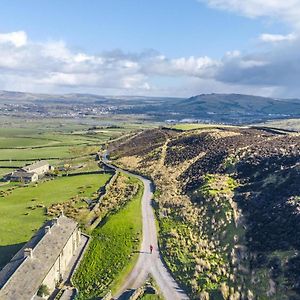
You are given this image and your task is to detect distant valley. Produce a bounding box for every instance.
[1,90,300,124]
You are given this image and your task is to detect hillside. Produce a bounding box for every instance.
[0,90,300,124]
[0,90,181,105]
[109,127,300,299]
[116,93,300,123]
[168,94,300,123]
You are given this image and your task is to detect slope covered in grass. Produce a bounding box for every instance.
[73,176,143,300]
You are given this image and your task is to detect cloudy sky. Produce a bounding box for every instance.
[0,0,299,97]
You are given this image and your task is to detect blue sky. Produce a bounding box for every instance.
[0,0,284,57]
[0,0,299,97]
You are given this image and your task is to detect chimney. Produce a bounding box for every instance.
[45,225,51,234]
[24,248,33,259]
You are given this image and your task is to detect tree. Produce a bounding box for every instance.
[37,284,50,297]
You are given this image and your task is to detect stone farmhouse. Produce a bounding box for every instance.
[0,215,87,300]
[8,161,54,183]
[9,170,39,183]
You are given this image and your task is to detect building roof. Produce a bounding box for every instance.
[0,216,78,300]
[0,222,50,288]
[10,171,36,179]
[22,161,49,172]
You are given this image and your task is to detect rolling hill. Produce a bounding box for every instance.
[109,126,300,299]
[0,90,300,123]
[143,93,299,124]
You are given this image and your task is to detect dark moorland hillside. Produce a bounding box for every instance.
[109,127,300,299]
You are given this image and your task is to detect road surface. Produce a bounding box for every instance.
[103,153,189,300]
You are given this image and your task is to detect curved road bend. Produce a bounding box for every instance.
[103,154,189,300]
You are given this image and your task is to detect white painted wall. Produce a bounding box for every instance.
[40,228,81,298]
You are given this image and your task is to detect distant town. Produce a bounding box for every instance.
[1,90,300,124]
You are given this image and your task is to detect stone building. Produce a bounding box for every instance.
[0,215,82,300]
[8,161,53,183]
[9,170,39,183]
[22,161,52,176]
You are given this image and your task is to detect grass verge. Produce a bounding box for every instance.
[73,175,143,300]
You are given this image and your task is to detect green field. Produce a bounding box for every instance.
[0,136,60,148]
[0,117,151,290]
[0,146,79,160]
[0,168,13,177]
[0,161,34,167]
[260,118,300,131]
[73,176,143,300]
[0,173,111,268]
[170,123,234,131]
[0,118,149,171]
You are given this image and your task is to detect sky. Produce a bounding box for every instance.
[0,0,299,98]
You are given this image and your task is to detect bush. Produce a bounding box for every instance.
[37,284,50,297]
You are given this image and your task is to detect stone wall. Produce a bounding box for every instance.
[41,228,81,294]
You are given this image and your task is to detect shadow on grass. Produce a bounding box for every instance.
[0,242,25,271]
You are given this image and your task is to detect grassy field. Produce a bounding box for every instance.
[0,117,152,173]
[260,118,300,131]
[73,175,143,300]
[0,136,59,148]
[0,173,111,269]
[169,123,234,131]
[0,168,14,177]
[0,116,153,290]
[0,161,34,167]
[0,146,79,160]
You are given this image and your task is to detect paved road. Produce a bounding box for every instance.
[103,154,189,300]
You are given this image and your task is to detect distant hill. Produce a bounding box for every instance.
[0,90,116,103]
[118,93,300,123]
[168,93,300,122]
[176,94,300,115]
[0,90,299,123]
[0,90,180,104]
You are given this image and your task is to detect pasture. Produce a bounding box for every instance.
[170,123,235,131]
[0,116,149,281]
[0,118,140,177]
[261,118,300,132]
[0,168,13,177]
[0,173,111,269]
[73,175,143,299]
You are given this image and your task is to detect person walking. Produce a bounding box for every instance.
[150,244,153,254]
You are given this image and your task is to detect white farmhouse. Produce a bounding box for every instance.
[0,215,87,300]
[8,161,53,183]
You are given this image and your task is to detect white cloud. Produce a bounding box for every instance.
[215,37,300,95]
[141,55,220,78]
[0,31,222,95]
[200,0,300,28]
[259,33,297,43]
[0,31,27,47]
[191,0,300,97]
[0,34,150,92]
[0,29,300,97]
[169,56,219,76]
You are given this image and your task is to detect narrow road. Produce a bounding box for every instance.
[103,154,189,300]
